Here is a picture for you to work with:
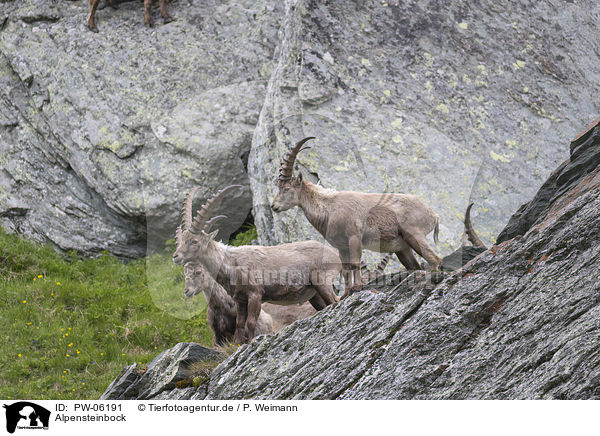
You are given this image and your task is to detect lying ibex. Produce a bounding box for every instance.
[87,0,173,32]
[271,137,442,297]
[183,263,273,346]
[173,185,341,344]
[261,302,316,332]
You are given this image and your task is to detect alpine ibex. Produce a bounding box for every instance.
[87,0,173,32]
[271,137,442,298]
[173,185,341,344]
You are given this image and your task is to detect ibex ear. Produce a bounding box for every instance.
[296,172,303,183]
[208,229,219,240]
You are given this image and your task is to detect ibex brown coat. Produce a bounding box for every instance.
[184,263,316,344]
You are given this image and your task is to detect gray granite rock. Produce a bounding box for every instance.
[2,0,600,258]
[0,0,281,256]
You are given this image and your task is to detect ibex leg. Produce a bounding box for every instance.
[395,249,421,271]
[87,0,101,31]
[233,299,248,345]
[244,294,262,342]
[347,235,363,294]
[309,293,327,311]
[144,0,153,27]
[400,229,442,270]
[338,249,354,298]
[159,0,173,22]
[313,284,339,306]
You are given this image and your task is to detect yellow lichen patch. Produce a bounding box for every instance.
[435,103,450,114]
[391,118,403,129]
[361,58,371,67]
[513,60,526,70]
[490,150,511,163]
[422,52,434,68]
[458,22,468,30]
[392,135,404,144]
[505,140,518,149]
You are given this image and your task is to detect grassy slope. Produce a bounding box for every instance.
[0,230,213,400]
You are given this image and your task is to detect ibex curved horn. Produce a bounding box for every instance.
[175,224,184,249]
[278,137,315,182]
[376,253,392,273]
[181,186,201,230]
[204,215,228,232]
[463,203,486,248]
[190,185,242,234]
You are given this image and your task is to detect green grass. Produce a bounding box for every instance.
[0,229,212,400]
[229,225,258,246]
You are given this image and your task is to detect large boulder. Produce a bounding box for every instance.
[100,342,224,400]
[2,0,600,258]
[249,0,600,256]
[0,0,282,256]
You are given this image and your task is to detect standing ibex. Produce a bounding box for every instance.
[173,185,341,344]
[271,137,442,298]
[87,0,173,32]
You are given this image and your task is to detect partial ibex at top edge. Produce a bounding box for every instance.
[271,137,442,298]
[87,0,173,32]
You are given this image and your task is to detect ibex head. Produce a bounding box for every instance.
[172,185,241,265]
[271,137,315,213]
[183,264,203,297]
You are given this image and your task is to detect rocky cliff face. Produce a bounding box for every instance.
[102,123,600,399]
[1,0,599,256]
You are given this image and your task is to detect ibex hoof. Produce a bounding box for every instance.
[88,24,99,33]
[163,15,175,24]
[144,20,154,28]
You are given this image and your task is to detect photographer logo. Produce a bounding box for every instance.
[2,402,50,434]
